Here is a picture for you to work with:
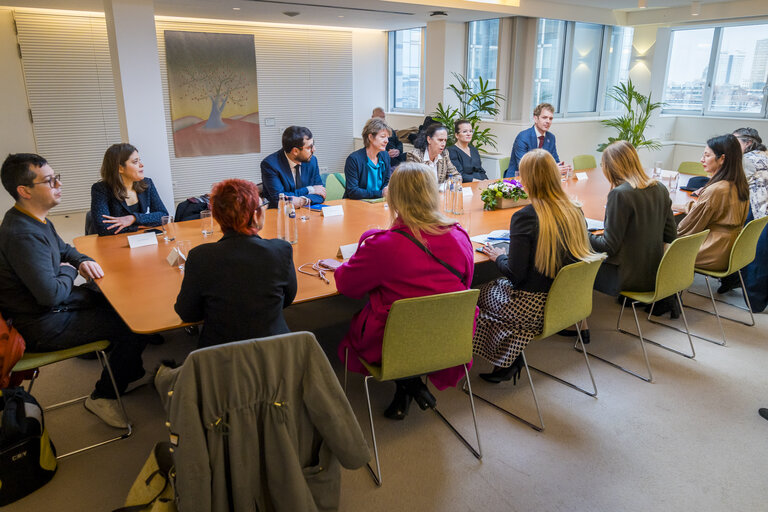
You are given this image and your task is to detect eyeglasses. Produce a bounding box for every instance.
[257,198,270,210]
[29,174,61,189]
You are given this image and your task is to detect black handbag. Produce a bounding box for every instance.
[0,387,57,506]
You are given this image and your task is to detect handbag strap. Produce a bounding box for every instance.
[392,229,467,286]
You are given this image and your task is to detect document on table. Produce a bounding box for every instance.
[586,218,604,232]
[470,230,510,244]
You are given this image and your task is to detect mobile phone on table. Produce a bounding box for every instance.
[144,228,163,234]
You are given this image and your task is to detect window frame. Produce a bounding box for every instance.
[388,27,426,114]
[662,22,768,119]
[465,18,501,112]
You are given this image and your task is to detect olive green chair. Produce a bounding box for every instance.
[344,289,481,486]
[682,216,768,346]
[573,154,597,171]
[588,231,708,383]
[324,173,346,201]
[498,156,510,177]
[13,340,132,459]
[677,161,706,176]
[469,257,605,432]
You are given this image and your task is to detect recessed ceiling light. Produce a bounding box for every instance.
[691,1,701,15]
[338,15,344,18]
[233,7,240,10]
[638,0,646,8]
[429,11,448,17]
[283,11,300,17]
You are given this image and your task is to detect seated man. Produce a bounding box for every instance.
[372,107,405,167]
[260,126,326,208]
[0,153,150,428]
[505,103,571,178]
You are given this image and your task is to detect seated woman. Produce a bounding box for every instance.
[677,134,749,295]
[343,117,392,199]
[447,119,488,183]
[734,127,768,182]
[473,149,602,383]
[336,162,475,420]
[90,143,168,235]
[589,141,677,317]
[406,123,461,185]
[175,179,297,348]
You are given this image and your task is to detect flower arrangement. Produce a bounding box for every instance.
[480,178,529,210]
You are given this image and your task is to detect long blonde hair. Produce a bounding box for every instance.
[601,140,655,189]
[519,150,603,278]
[387,162,456,243]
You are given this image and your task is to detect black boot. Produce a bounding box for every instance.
[384,382,412,420]
[649,296,681,319]
[557,328,590,344]
[717,274,741,294]
[402,377,436,410]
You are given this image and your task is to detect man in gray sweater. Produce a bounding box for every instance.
[0,153,148,428]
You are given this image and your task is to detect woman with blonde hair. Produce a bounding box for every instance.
[343,117,392,199]
[590,140,677,315]
[474,149,603,383]
[335,162,475,420]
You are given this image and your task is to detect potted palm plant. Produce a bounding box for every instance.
[597,79,663,152]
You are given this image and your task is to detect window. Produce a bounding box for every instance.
[663,23,768,117]
[389,28,425,112]
[533,19,633,116]
[467,19,500,92]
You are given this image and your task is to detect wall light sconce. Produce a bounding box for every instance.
[691,1,701,16]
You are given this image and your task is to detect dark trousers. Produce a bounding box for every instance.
[14,286,147,399]
[743,210,768,313]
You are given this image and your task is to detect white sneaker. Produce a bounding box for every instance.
[84,397,128,429]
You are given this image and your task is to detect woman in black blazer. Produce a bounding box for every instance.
[175,179,297,348]
[447,119,488,183]
[90,143,168,235]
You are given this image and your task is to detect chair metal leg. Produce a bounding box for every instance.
[643,293,703,354]
[686,270,756,326]
[666,277,728,346]
[431,365,482,460]
[530,323,598,398]
[586,299,654,382]
[466,351,544,432]
[343,347,349,394]
[362,375,382,486]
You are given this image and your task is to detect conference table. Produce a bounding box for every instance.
[73,168,693,334]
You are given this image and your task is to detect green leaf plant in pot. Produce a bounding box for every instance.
[432,72,505,153]
[597,79,664,152]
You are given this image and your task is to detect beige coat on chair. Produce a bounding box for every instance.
[678,180,749,271]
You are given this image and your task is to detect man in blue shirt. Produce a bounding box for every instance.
[505,103,572,177]
[261,126,326,208]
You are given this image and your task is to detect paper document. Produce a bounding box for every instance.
[585,218,604,231]
[470,230,510,244]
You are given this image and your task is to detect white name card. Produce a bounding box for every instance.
[166,247,180,266]
[462,187,473,197]
[336,242,358,260]
[660,170,678,179]
[322,205,344,217]
[576,172,589,181]
[127,232,158,249]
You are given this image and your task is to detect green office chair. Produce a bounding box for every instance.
[680,216,768,346]
[344,289,481,486]
[573,154,597,171]
[469,257,605,432]
[677,161,706,176]
[332,172,346,188]
[588,231,708,383]
[324,173,345,201]
[13,340,132,459]
[498,157,510,177]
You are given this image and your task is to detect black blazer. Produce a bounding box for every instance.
[90,178,168,236]
[447,144,487,182]
[175,232,298,348]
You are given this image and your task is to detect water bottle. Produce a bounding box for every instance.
[443,179,454,213]
[277,193,286,240]
[453,177,464,215]
[286,200,298,245]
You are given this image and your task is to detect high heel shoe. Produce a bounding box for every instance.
[384,384,412,420]
[479,355,524,385]
[402,377,436,410]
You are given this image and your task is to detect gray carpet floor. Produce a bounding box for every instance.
[5,213,766,511]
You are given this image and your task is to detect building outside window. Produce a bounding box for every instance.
[389,27,425,112]
[467,19,500,93]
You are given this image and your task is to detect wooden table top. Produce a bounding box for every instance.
[74,168,693,333]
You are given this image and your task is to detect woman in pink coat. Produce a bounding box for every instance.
[336,162,475,420]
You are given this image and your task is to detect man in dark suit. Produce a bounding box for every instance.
[261,126,326,208]
[372,107,405,167]
[505,103,572,177]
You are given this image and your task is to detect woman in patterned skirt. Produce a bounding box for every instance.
[473,149,603,383]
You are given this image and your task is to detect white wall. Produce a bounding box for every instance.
[352,30,387,136]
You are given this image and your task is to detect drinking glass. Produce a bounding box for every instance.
[176,240,191,271]
[200,210,213,236]
[652,161,663,180]
[161,215,175,242]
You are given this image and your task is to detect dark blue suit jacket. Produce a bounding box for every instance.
[343,148,391,199]
[260,151,324,208]
[90,178,168,236]
[505,126,560,177]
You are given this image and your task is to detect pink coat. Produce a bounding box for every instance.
[336,223,476,390]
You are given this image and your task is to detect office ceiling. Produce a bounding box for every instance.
[1,0,757,30]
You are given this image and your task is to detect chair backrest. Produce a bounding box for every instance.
[325,173,346,201]
[723,215,768,273]
[333,172,346,188]
[378,289,479,381]
[538,258,605,339]
[677,161,706,176]
[652,231,709,301]
[84,211,97,235]
[572,154,597,171]
[498,157,510,175]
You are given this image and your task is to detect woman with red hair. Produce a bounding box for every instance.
[175,179,297,347]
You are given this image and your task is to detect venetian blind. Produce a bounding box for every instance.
[14,11,121,214]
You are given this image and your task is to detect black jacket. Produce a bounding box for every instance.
[175,232,298,348]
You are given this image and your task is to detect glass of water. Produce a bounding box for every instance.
[200,210,213,236]
[175,240,191,271]
[161,215,175,242]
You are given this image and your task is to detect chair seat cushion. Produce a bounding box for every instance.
[13,340,110,372]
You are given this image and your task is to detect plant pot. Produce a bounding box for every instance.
[497,197,531,209]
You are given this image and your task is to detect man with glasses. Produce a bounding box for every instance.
[261,126,326,208]
[0,153,150,429]
[505,103,572,178]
